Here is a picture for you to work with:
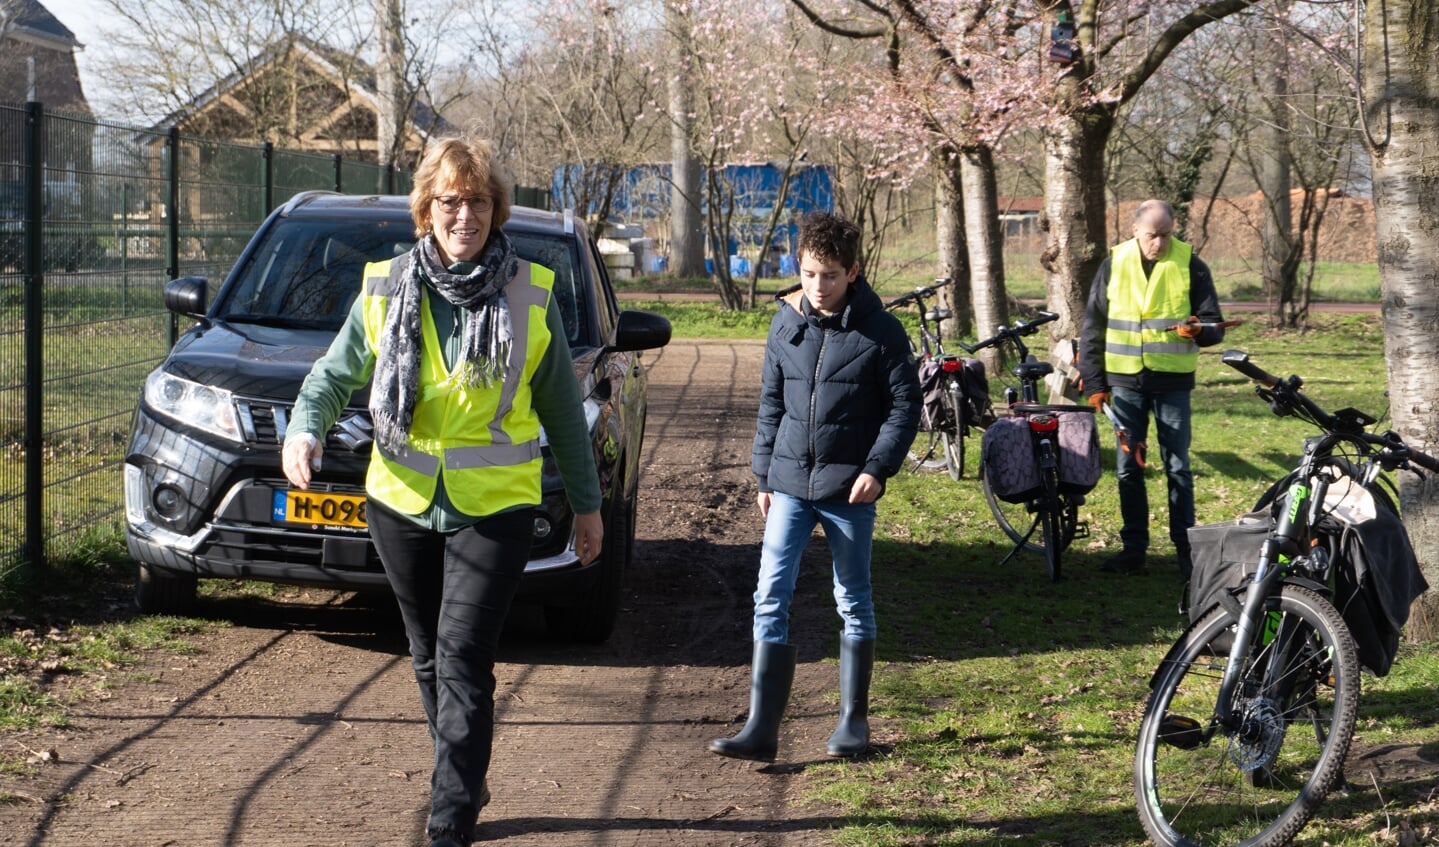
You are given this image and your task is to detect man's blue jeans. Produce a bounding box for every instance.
[1110,386,1195,556]
[753,491,877,644]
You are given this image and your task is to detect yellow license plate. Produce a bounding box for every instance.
[272,489,368,528]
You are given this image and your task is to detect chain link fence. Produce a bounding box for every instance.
[0,101,413,593]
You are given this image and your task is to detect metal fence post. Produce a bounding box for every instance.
[22,101,44,574]
[262,141,273,215]
[121,182,128,315]
[333,153,342,193]
[166,126,180,348]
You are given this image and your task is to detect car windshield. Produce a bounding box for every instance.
[214,216,589,346]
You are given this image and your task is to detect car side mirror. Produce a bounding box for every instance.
[164,276,209,319]
[606,309,671,353]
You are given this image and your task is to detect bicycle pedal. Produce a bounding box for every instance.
[1158,713,1204,750]
[1073,521,1089,539]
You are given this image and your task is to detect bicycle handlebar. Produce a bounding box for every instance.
[1219,349,1281,388]
[1223,348,1439,475]
[959,310,1059,354]
[883,277,954,311]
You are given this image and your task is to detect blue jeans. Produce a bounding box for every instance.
[753,491,877,644]
[367,501,534,842]
[1110,386,1194,555]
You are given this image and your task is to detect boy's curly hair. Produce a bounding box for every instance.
[797,211,861,271]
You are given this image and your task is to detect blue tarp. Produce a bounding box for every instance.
[551,162,834,260]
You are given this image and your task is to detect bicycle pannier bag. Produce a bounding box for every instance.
[980,417,1041,502]
[915,357,946,432]
[1056,410,1101,495]
[1186,512,1272,625]
[957,358,990,429]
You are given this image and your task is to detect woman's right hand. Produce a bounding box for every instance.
[282,433,322,489]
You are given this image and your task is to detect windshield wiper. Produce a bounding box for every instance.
[220,314,329,330]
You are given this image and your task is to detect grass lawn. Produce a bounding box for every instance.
[4,301,1432,844]
[630,306,1436,846]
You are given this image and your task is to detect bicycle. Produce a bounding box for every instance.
[1133,349,1439,847]
[959,311,1098,582]
[883,278,990,481]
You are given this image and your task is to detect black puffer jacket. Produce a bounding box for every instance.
[752,278,920,502]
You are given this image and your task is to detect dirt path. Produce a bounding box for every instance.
[3,339,854,847]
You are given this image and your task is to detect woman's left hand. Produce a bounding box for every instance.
[574,510,604,564]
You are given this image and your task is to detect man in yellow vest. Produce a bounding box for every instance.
[1078,199,1226,579]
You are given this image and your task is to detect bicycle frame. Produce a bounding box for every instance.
[1135,349,1439,847]
[1209,449,1332,733]
[963,310,1091,580]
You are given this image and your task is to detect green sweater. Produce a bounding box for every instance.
[287,263,603,531]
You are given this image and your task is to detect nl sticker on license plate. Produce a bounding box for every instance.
[272,489,368,529]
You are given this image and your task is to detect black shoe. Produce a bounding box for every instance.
[479,779,491,809]
[1100,549,1147,574]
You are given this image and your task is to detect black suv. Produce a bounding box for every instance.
[123,192,670,642]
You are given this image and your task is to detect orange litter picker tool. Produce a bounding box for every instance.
[1166,319,1244,332]
[1100,401,1146,468]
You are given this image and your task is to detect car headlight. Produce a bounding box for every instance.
[536,397,603,448]
[143,369,242,443]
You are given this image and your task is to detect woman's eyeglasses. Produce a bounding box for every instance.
[433,194,494,214]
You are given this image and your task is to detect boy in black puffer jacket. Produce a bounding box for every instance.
[708,211,920,762]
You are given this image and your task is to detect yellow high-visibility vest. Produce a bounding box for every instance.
[360,255,555,516]
[1104,237,1198,375]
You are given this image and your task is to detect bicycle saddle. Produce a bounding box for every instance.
[1014,360,1054,380]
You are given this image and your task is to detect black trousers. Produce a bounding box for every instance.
[367,500,534,840]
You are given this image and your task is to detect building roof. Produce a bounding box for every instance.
[0,0,80,50]
[997,197,1043,215]
[150,32,451,147]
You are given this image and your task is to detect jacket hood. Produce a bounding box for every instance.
[773,275,881,327]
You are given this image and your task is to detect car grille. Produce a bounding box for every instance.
[237,399,371,451]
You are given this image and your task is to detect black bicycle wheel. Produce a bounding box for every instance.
[1039,468,1063,581]
[907,429,949,472]
[980,462,1079,556]
[1135,584,1359,847]
[940,384,966,481]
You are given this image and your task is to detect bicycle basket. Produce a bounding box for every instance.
[1186,512,1272,625]
[980,417,1041,502]
[1055,409,1101,495]
[957,357,991,429]
[916,357,946,433]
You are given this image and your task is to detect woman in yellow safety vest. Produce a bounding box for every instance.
[282,136,602,847]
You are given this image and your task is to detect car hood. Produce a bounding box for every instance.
[163,321,370,405]
[163,321,602,406]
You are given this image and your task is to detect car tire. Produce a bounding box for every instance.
[543,490,634,644]
[135,562,198,615]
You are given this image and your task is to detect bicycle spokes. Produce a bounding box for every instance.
[1136,587,1358,847]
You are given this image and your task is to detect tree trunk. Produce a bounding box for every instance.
[374,0,405,176]
[960,145,1007,361]
[933,147,971,342]
[1258,59,1295,326]
[1039,110,1112,342]
[666,2,706,278]
[1364,0,1439,639]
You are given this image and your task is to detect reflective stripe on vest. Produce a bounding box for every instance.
[360,253,555,516]
[1104,237,1198,375]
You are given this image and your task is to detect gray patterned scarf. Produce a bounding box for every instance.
[371,231,519,453]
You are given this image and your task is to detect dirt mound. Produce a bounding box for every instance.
[1110,192,1377,264]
